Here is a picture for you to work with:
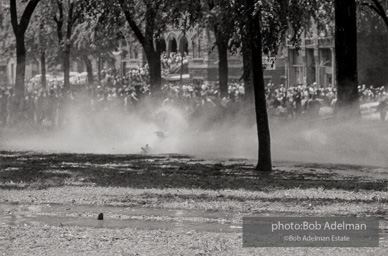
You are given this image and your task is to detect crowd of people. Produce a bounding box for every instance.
[1,71,388,128]
[98,67,150,88]
[81,51,189,89]
[266,82,388,120]
[0,81,245,129]
[161,52,189,76]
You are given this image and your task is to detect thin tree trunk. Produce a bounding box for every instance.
[216,38,229,98]
[334,0,360,118]
[209,2,229,98]
[180,37,184,84]
[15,36,26,118]
[40,50,47,89]
[63,45,71,89]
[9,0,41,122]
[246,0,272,172]
[118,1,161,92]
[98,55,101,83]
[242,41,254,104]
[82,55,94,85]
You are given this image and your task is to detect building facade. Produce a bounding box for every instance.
[117,26,336,88]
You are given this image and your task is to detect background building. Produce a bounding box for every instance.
[116,23,387,89]
[0,4,387,89]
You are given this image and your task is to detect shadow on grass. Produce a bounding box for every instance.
[0,151,387,191]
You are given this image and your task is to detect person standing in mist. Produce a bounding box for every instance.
[376,99,387,121]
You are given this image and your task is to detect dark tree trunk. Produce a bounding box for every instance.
[334,0,360,118]
[144,40,162,91]
[242,41,254,104]
[54,0,78,90]
[82,55,94,85]
[10,0,41,119]
[98,55,101,83]
[217,39,229,98]
[15,36,26,116]
[246,0,272,172]
[63,12,73,90]
[63,45,71,90]
[148,51,162,90]
[214,29,229,98]
[119,1,162,92]
[40,50,46,89]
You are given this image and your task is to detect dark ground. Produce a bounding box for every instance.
[0,151,387,255]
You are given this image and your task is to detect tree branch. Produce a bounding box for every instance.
[57,0,64,23]
[10,0,19,35]
[361,2,381,15]
[54,0,64,42]
[71,5,82,26]
[18,0,41,35]
[371,0,388,28]
[67,1,75,39]
[69,1,82,27]
[118,0,146,46]
[362,0,388,28]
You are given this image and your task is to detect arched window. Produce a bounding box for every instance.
[191,35,201,58]
[179,36,189,55]
[133,46,138,59]
[192,39,197,58]
[170,38,177,53]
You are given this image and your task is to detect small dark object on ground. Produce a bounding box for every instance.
[97,213,104,220]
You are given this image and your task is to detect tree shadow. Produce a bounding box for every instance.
[0,151,387,191]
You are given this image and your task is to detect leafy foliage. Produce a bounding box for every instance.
[24,0,57,64]
[357,0,388,32]
[225,0,334,56]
